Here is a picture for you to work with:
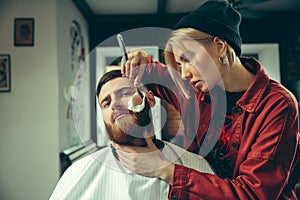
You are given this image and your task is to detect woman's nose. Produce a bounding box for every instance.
[181,64,192,80]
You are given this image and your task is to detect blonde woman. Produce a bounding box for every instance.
[114,1,299,199]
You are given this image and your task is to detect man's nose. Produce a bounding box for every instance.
[111,97,124,110]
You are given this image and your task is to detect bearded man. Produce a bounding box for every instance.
[50,70,214,200]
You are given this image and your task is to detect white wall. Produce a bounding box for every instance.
[0,0,89,199]
[242,43,281,82]
[57,0,91,152]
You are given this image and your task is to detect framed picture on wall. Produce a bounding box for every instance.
[0,54,11,92]
[14,18,34,46]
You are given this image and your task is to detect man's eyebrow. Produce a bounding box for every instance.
[114,86,135,94]
[99,95,110,107]
[99,86,135,107]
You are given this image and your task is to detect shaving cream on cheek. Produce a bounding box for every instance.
[128,91,146,113]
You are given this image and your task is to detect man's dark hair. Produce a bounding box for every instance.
[96,70,122,97]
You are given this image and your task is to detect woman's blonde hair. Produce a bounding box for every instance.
[164,28,236,98]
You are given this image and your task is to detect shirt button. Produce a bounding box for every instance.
[232,143,240,149]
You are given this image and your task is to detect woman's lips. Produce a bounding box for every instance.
[191,80,202,89]
[195,81,203,88]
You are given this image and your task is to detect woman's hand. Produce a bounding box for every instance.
[112,137,175,185]
[121,49,149,87]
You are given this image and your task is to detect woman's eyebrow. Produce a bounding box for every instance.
[181,51,195,60]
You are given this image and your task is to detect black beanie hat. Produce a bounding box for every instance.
[174,0,242,56]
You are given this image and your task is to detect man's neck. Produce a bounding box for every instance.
[110,132,164,161]
[131,127,155,147]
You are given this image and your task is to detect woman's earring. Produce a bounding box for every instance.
[219,54,230,70]
[218,57,222,64]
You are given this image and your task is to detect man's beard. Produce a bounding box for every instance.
[105,100,153,146]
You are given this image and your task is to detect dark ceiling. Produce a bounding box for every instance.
[73,0,300,21]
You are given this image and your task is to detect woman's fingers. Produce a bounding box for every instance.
[116,147,161,175]
[120,49,148,82]
[144,137,157,150]
[125,59,131,78]
[128,56,140,80]
[112,140,172,178]
[111,142,137,153]
[134,64,146,87]
[120,58,125,76]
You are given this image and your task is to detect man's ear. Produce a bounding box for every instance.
[145,91,156,107]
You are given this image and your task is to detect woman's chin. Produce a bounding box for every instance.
[193,85,209,93]
[201,87,209,93]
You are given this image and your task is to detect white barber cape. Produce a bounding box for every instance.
[49,141,214,200]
